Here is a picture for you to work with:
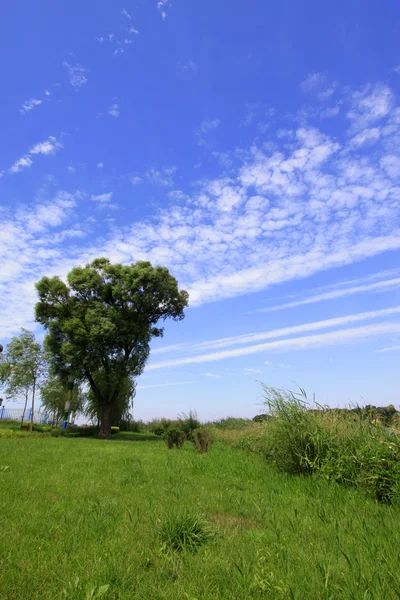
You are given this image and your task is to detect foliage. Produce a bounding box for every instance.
[213,416,253,430]
[260,385,400,503]
[160,510,214,553]
[147,417,179,436]
[164,427,186,449]
[178,410,200,439]
[111,426,120,434]
[40,375,85,425]
[192,427,214,453]
[84,373,135,428]
[35,258,188,436]
[2,329,46,430]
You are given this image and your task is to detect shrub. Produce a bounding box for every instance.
[160,510,214,552]
[164,427,186,449]
[178,410,200,439]
[192,427,214,453]
[213,417,252,430]
[111,426,120,434]
[119,419,145,433]
[153,428,164,436]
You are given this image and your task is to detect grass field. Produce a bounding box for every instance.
[1,436,400,599]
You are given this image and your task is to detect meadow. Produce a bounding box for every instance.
[1,425,400,599]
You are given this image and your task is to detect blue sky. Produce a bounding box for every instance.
[1,0,400,420]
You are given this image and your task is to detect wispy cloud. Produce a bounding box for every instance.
[96,162,104,169]
[91,192,113,205]
[19,98,42,114]
[63,62,89,89]
[108,103,120,118]
[121,8,131,19]
[137,381,194,389]
[376,345,400,353]
[197,118,220,145]
[244,368,262,375]
[9,156,33,174]
[147,322,400,370]
[153,306,400,357]
[253,277,400,313]
[204,373,222,378]
[144,166,176,187]
[9,136,63,174]
[157,0,168,20]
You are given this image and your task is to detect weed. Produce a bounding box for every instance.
[160,510,214,552]
[164,427,186,449]
[192,427,214,453]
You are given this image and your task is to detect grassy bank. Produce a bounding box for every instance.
[1,437,400,599]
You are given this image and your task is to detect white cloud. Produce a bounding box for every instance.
[108,103,120,118]
[129,25,139,34]
[63,62,89,89]
[244,368,262,375]
[131,175,143,185]
[349,127,381,147]
[199,118,220,134]
[264,361,272,365]
[121,8,131,19]
[147,322,400,370]
[153,306,400,357]
[91,192,113,204]
[301,72,325,93]
[19,98,42,114]
[204,373,222,378]
[30,136,62,155]
[278,362,291,369]
[9,156,33,174]
[145,166,176,186]
[254,277,400,313]
[347,84,393,127]
[197,118,220,145]
[137,381,194,389]
[376,345,400,353]
[3,78,400,338]
[96,162,104,169]
[9,136,63,174]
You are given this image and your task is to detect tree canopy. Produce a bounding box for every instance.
[1,329,46,429]
[35,258,188,436]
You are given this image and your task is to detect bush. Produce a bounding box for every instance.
[160,510,214,552]
[178,410,200,440]
[148,418,178,434]
[119,419,145,433]
[111,426,120,434]
[164,427,186,449]
[192,427,214,453]
[213,417,252,430]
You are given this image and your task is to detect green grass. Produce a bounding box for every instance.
[1,438,400,599]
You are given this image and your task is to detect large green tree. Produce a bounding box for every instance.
[2,330,46,430]
[35,258,188,436]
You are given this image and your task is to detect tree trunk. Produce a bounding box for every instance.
[99,401,112,437]
[21,391,29,430]
[30,378,36,432]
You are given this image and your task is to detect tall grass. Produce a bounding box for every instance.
[258,385,400,503]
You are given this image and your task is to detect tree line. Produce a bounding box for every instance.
[0,258,188,435]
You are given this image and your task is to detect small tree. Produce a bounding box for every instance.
[35,258,188,437]
[40,376,85,425]
[3,330,46,430]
